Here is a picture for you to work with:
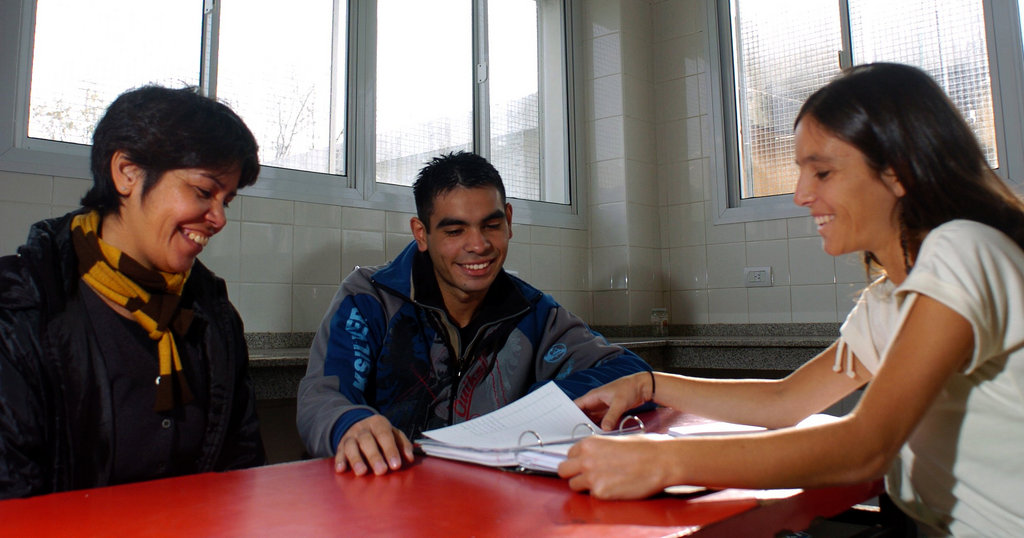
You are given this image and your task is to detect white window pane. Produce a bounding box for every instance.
[731,0,841,199]
[28,0,201,145]
[218,0,342,175]
[850,0,997,168]
[375,0,472,186]
[489,1,540,201]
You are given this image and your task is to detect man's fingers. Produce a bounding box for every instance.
[341,436,372,475]
[334,449,349,474]
[395,429,416,463]
[353,429,395,475]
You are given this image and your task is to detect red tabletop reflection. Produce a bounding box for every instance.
[0,409,882,537]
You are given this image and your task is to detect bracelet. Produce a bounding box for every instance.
[647,370,656,401]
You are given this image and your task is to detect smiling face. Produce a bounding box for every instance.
[411,186,513,322]
[793,117,907,273]
[101,152,240,274]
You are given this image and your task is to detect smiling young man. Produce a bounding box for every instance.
[297,151,652,476]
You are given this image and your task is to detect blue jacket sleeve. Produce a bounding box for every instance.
[546,350,652,399]
[297,283,386,458]
[524,300,653,400]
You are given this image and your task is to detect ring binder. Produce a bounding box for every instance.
[417,383,655,473]
[572,422,597,439]
[619,414,645,434]
[518,430,543,447]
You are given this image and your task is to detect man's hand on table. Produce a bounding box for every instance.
[335,415,415,476]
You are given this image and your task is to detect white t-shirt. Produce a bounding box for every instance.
[838,220,1024,537]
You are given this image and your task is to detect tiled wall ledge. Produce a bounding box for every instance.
[245,324,840,400]
[597,323,839,378]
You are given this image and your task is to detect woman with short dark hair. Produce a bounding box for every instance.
[0,86,265,499]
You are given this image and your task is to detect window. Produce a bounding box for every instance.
[27,1,201,146]
[27,0,345,177]
[374,1,472,189]
[0,0,580,225]
[373,0,570,204]
[707,0,1024,223]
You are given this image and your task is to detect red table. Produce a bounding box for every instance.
[0,410,883,537]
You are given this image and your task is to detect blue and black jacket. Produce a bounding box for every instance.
[296,241,651,457]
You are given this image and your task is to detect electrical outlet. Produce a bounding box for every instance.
[744,266,772,287]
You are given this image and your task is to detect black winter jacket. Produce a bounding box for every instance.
[0,210,265,499]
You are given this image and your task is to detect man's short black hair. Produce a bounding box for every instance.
[82,85,260,215]
[412,151,506,230]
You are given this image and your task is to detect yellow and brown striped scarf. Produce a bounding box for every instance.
[71,210,194,412]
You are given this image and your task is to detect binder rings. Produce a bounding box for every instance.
[416,382,646,473]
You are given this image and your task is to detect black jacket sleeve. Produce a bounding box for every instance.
[0,255,54,499]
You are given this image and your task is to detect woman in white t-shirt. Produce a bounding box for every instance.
[558,63,1024,536]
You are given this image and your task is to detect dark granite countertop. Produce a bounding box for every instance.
[246,324,840,368]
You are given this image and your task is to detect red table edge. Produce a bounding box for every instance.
[693,479,885,537]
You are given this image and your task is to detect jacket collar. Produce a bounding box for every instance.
[373,240,537,324]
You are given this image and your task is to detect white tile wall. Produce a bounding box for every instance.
[590,158,628,205]
[385,211,414,233]
[708,288,748,324]
[1,201,48,255]
[745,239,791,286]
[592,290,629,325]
[590,34,623,80]
[671,289,709,324]
[668,245,707,291]
[0,171,52,203]
[199,222,242,281]
[624,159,658,205]
[792,284,839,323]
[748,287,793,323]
[242,196,294,225]
[584,0,621,39]
[552,291,592,322]
[0,0,863,330]
[667,202,705,247]
[836,283,863,321]
[628,290,664,326]
[240,222,293,284]
[52,177,90,206]
[342,206,386,232]
[591,117,626,162]
[292,226,342,285]
[591,246,630,290]
[292,284,339,333]
[238,283,292,332]
[627,201,660,248]
[788,236,836,286]
[384,232,412,262]
[529,244,562,291]
[627,246,663,291]
[745,219,788,242]
[503,241,532,282]
[590,201,628,247]
[591,74,624,120]
[706,242,746,289]
[295,201,341,228]
[341,230,385,274]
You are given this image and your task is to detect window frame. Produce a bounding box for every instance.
[706,0,1024,225]
[0,0,586,229]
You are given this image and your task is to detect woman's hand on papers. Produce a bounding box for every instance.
[558,435,672,500]
[335,415,415,476]
[574,372,655,431]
